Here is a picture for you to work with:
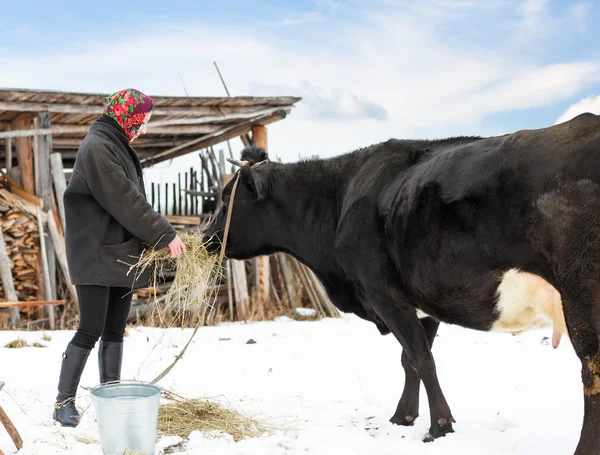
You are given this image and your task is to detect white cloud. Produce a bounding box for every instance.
[515,0,550,40]
[263,12,326,27]
[569,2,592,33]
[555,95,600,125]
[250,80,388,121]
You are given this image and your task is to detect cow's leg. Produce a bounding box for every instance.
[535,183,600,454]
[368,295,454,440]
[561,295,600,455]
[391,317,440,426]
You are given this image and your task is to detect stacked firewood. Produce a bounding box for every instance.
[0,191,41,302]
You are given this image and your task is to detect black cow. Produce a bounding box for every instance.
[204,113,600,454]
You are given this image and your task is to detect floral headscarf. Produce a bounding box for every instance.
[103,88,154,141]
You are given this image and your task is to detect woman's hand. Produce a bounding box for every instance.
[168,235,187,258]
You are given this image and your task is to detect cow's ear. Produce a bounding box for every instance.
[240,165,267,200]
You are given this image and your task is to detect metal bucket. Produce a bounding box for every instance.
[91,380,161,455]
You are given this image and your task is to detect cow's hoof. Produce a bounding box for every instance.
[424,417,455,441]
[390,412,418,426]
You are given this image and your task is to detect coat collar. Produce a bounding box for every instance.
[90,114,144,178]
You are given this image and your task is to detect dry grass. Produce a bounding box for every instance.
[42,333,52,341]
[127,232,222,327]
[4,339,28,348]
[158,393,267,442]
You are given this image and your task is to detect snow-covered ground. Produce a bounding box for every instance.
[0,313,585,455]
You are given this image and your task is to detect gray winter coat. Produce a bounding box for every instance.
[64,115,176,289]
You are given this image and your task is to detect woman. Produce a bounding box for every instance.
[53,88,187,427]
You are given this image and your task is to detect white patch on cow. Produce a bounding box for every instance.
[416,309,431,319]
[492,268,567,348]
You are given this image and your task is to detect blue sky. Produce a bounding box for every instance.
[1,0,600,180]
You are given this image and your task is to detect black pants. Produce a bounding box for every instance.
[70,285,132,350]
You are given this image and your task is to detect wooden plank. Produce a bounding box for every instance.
[184,172,188,215]
[278,253,296,309]
[151,183,155,210]
[0,220,21,328]
[157,184,161,213]
[46,210,78,306]
[36,207,55,329]
[0,100,295,117]
[0,170,44,210]
[49,153,68,230]
[226,261,234,320]
[0,109,289,140]
[0,402,23,451]
[36,113,56,325]
[177,174,182,216]
[164,183,168,216]
[10,115,34,195]
[0,300,65,308]
[231,259,248,321]
[172,183,177,217]
[5,126,12,172]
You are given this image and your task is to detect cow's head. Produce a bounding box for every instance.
[204,146,281,260]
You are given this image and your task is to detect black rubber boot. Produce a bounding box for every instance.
[53,343,90,427]
[98,341,123,384]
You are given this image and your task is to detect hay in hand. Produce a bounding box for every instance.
[158,393,267,442]
[127,232,222,325]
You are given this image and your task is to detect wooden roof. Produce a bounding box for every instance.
[0,88,301,168]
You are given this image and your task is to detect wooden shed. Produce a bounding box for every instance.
[0,88,338,330]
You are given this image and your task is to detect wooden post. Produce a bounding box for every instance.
[177,173,182,216]
[50,153,67,230]
[5,126,12,172]
[172,183,176,217]
[184,172,188,215]
[151,183,155,210]
[36,207,55,329]
[0,221,21,328]
[231,260,248,321]
[157,184,161,214]
[252,124,270,303]
[278,253,296,309]
[36,113,57,325]
[164,183,168,216]
[11,114,34,195]
[46,210,78,307]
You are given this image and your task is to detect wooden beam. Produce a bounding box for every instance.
[36,113,56,327]
[140,110,288,168]
[36,207,55,329]
[0,100,294,117]
[4,126,12,172]
[0,108,290,140]
[0,382,23,451]
[46,210,78,306]
[0,220,21,328]
[50,153,68,230]
[148,107,286,127]
[0,124,89,139]
[10,115,34,194]
[0,300,65,308]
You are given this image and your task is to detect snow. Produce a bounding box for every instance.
[293,307,318,317]
[0,313,585,454]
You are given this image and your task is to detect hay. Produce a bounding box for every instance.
[4,339,28,348]
[157,393,267,442]
[128,232,222,325]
